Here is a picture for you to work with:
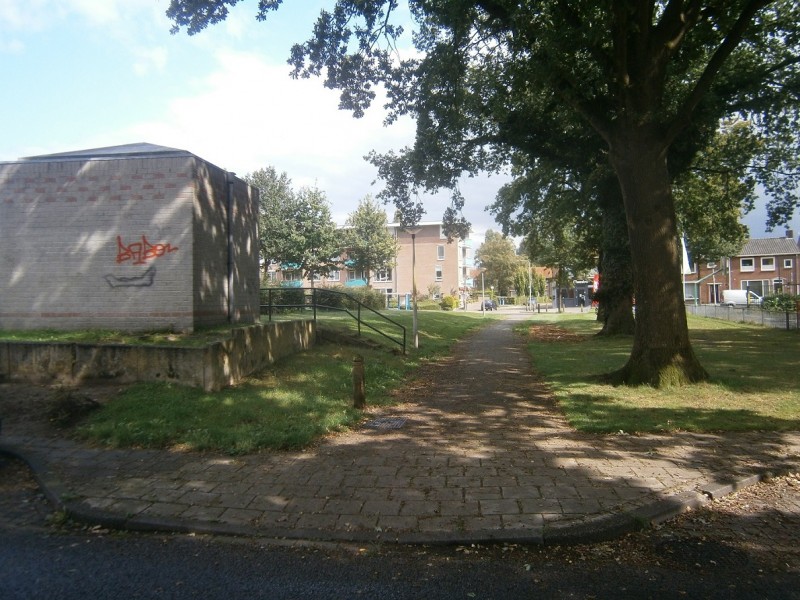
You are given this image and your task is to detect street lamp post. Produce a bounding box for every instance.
[528,260,533,311]
[481,269,486,315]
[405,227,422,348]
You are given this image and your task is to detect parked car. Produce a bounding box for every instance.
[722,289,762,307]
[482,300,497,311]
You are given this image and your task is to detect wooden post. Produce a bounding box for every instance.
[352,355,366,409]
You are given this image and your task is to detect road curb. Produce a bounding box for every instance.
[3,440,796,546]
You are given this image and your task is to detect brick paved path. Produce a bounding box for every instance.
[3,313,799,543]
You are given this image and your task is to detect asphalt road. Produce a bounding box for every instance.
[3,456,799,599]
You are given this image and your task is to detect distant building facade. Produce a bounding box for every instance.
[0,143,260,332]
[267,221,474,303]
[684,231,800,304]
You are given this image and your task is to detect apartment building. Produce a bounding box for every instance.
[267,221,475,302]
[373,222,474,301]
[685,231,800,304]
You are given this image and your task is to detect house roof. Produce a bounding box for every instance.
[738,236,800,257]
[20,143,192,162]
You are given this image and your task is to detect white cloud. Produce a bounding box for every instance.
[120,49,416,221]
[0,38,24,54]
[0,0,156,30]
[133,46,168,76]
[0,1,57,31]
[119,47,508,233]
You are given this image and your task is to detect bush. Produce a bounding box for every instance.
[762,293,800,312]
[346,287,387,310]
[314,286,349,309]
[260,287,305,311]
[440,295,459,311]
[418,300,442,311]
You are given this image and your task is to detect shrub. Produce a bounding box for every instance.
[440,295,459,311]
[762,293,800,312]
[260,287,305,311]
[346,287,386,310]
[274,287,305,309]
[314,286,348,309]
[418,300,442,311]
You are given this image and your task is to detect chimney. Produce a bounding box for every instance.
[787,229,794,239]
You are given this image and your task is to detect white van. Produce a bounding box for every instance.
[722,289,762,307]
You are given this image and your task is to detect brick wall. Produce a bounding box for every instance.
[191,161,260,327]
[0,152,258,332]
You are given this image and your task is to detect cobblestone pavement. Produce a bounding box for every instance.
[1,313,799,544]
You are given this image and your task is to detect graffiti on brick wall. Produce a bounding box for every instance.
[116,234,178,265]
[104,265,156,288]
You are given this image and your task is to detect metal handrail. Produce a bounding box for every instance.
[259,287,407,353]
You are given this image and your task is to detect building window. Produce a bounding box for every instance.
[375,268,392,282]
[740,280,766,296]
[435,265,443,281]
[347,269,366,282]
[437,245,445,260]
[327,271,340,282]
[283,270,301,281]
[784,258,793,269]
[740,257,755,272]
[761,257,775,271]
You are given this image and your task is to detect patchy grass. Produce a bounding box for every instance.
[521,312,800,433]
[77,311,491,453]
[0,325,247,347]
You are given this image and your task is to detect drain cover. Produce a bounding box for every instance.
[364,417,407,430]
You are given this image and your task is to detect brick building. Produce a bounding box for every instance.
[267,221,474,303]
[375,222,474,302]
[684,231,800,304]
[0,143,260,332]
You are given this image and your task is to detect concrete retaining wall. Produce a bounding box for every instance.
[0,321,315,392]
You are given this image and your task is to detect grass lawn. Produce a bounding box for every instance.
[0,324,246,347]
[28,308,798,453]
[522,312,800,434]
[76,310,497,453]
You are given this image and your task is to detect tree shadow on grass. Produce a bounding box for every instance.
[561,392,800,433]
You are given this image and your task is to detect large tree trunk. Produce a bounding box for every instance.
[596,174,635,336]
[608,130,708,386]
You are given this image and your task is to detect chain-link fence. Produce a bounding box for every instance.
[686,304,800,331]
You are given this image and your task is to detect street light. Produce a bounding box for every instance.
[405,226,422,348]
[528,260,533,311]
[480,268,486,315]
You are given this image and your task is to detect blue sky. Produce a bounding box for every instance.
[0,0,506,243]
[1,0,796,243]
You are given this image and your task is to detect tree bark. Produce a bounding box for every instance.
[595,174,635,336]
[608,128,708,386]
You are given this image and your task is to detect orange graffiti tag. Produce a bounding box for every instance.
[116,235,179,265]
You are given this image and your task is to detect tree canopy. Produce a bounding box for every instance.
[343,196,399,285]
[245,166,297,276]
[475,230,519,296]
[244,167,340,283]
[169,1,800,386]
